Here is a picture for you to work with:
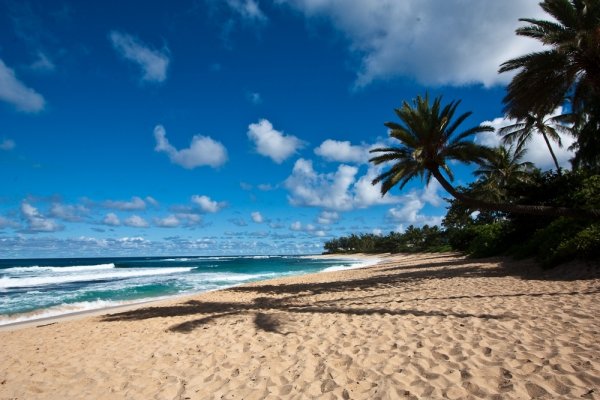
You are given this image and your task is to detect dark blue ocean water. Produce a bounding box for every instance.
[0,255,375,325]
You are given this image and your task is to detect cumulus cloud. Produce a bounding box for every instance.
[145,196,159,208]
[289,221,326,237]
[102,213,120,226]
[0,216,18,230]
[124,215,149,228]
[278,0,544,87]
[251,211,264,223]
[49,203,89,222]
[386,181,446,227]
[103,196,146,211]
[247,119,304,163]
[154,215,181,228]
[191,195,227,213]
[109,31,170,83]
[285,158,357,210]
[0,59,45,112]
[154,125,228,169]
[285,159,405,211]
[316,210,339,225]
[20,202,63,233]
[314,139,370,163]
[477,109,575,171]
[0,138,16,151]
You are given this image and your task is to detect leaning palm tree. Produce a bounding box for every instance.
[498,111,572,174]
[499,0,600,118]
[370,94,600,219]
[473,145,536,202]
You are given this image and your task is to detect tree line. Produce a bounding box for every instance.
[325,0,600,267]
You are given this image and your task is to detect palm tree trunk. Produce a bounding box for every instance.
[541,131,562,175]
[429,168,600,219]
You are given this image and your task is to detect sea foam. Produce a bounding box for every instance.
[0,267,193,289]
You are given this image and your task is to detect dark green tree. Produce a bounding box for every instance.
[369,94,600,218]
[498,112,571,174]
[473,145,536,202]
[499,0,600,117]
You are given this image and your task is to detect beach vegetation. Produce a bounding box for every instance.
[325,0,600,266]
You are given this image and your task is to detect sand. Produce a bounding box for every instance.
[1,253,599,399]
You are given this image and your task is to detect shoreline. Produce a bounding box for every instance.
[0,253,383,332]
[1,252,598,399]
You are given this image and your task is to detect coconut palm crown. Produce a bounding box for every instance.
[499,111,572,174]
[499,0,600,117]
[369,93,494,196]
[473,145,536,202]
[370,94,600,219]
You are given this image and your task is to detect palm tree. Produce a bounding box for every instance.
[499,0,600,118]
[370,94,600,219]
[473,145,536,202]
[498,112,572,174]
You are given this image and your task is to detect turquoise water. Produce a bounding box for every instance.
[0,255,374,325]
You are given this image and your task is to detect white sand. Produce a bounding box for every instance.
[1,253,599,399]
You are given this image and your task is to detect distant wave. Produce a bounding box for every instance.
[188,272,276,283]
[0,267,193,289]
[4,263,116,273]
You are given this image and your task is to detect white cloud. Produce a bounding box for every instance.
[0,138,16,151]
[145,196,159,207]
[0,59,45,112]
[288,220,327,237]
[247,119,304,163]
[109,31,170,83]
[478,109,575,170]
[175,213,204,227]
[20,202,62,233]
[154,125,228,169]
[353,166,402,208]
[191,195,226,213]
[124,215,149,228]
[0,216,18,230]
[290,221,302,231]
[155,215,181,228]
[251,211,264,223]
[103,196,146,211]
[225,0,267,22]
[314,139,370,163]
[278,0,545,87]
[387,191,443,227]
[102,213,121,226]
[49,203,89,222]
[285,159,406,211]
[421,180,443,207]
[316,210,339,225]
[285,158,357,210]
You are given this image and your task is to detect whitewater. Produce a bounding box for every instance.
[0,255,376,326]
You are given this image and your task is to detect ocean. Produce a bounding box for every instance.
[0,255,375,326]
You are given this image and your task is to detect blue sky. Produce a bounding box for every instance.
[0,0,575,258]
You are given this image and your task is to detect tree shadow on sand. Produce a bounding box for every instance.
[101,255,599,334]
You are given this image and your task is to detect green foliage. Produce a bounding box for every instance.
[369,93,494,195]
[323,225,450,255]
[466,222,509,258]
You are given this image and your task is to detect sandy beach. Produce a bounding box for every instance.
[1,253,599,399]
